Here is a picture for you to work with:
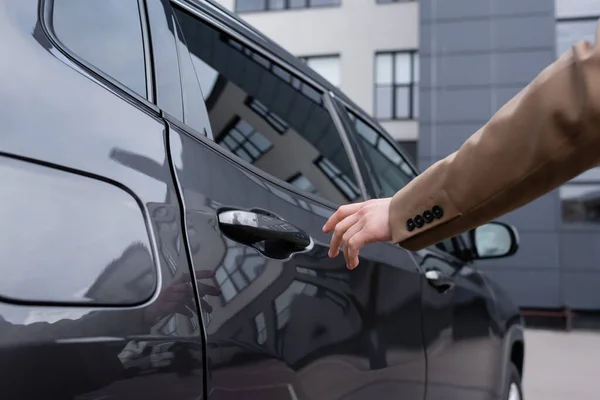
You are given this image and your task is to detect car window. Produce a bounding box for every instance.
[51,0,147,98]
[345,109,416,198]
[172,7,361,205]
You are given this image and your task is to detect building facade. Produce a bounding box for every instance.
[214,0,420,161]
[420,0,600,312]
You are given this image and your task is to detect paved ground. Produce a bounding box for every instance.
[524,329,600,400]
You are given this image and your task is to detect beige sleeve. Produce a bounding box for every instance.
[389,21,600,251]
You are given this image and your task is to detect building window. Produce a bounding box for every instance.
[235,0,340,13]
[299,55,341,87]
[315,157,361,201]
[246,97,289,134]
[254,313,268,345]
[287,173,319,194]
[374,50,419,120]
[215,242,267,304]
[217,118,273,163]
[560,167,600,226]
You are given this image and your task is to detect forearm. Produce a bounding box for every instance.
[389,28,600,251]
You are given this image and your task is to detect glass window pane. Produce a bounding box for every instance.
[215,266,228,284]
[231,270,248,290]
[375,86,393,119]
[310,0,341,7]
[376,54,393,84]
[378,139,403,165]
[235,148,253,163]
[413,84,419,118]
[220,279,237,302]
[237,119,255,136]
[345,109,416,198]
[394,53,412,84]
[236,0,265,12]
[249,132,272,152]
[556,0,600,18]
[174,8,361,204]
[52,0,146,98]
[355,118,378,145]
[306,56,341,87]
[223,136,237,149]
[394,86,410,118]
[290,0,307,8]
[244,142,261,158]
[413,54,420,83]
[560,184,600,224]
[289,174,318,193]
[556,20,597,56]
[268,0,285,10]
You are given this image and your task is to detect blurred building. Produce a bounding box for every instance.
[212,0,420,162]
[420,0,600,314]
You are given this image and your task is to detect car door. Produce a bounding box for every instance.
[338,106,505,400]
[147,1,427,399]
[0,0,206,398]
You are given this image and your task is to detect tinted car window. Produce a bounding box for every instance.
[51,0,147,98]
[346,109,416,198]
[173,7,361,204]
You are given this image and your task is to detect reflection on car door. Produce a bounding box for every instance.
[0,0,207,398]
[150,2,427,399]
[340,109,504,400]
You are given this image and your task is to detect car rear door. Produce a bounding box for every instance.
[338,106,505,400]
[0,0,206,398]
[149,1,427,399]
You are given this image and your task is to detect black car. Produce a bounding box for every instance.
[0,0,525,399]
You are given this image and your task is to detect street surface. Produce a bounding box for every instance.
[524,329,600,400]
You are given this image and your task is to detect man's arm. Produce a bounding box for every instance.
[390,22,600,251]
[324,21,600,269]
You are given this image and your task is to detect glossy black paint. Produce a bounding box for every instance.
[0,0,205,397]
[0,1,524,400]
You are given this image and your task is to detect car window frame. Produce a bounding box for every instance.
[334,97,419,197]
[42,0,158,114]
[167,0,369,208]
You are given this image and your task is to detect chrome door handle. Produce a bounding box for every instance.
[425,268,454,293]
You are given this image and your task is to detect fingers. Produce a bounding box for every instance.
[341,222,363,267]
[328,213,360,258]
[322,202,364,233]
[346,230,369,270]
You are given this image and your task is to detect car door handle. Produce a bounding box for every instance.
[217,209,312,259]
[425,268,454,293]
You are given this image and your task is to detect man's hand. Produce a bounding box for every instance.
[322,198,392,270]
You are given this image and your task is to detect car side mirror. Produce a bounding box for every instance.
[469,221,519,260]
